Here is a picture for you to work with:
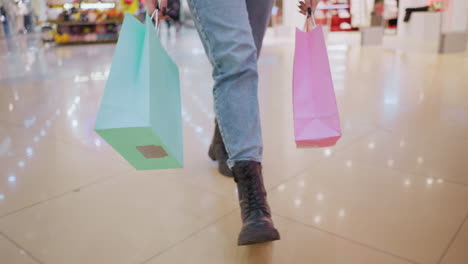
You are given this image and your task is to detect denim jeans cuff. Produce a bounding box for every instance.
[227,158,263,169]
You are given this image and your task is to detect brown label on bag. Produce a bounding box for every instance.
[136,145,168,159]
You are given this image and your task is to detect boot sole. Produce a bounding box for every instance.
[238,226,280,246]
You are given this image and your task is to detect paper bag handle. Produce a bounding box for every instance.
[150,0,161,30]
[304,7,317,32]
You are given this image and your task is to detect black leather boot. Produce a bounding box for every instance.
[208,120,233,177]
[232,161,280,245]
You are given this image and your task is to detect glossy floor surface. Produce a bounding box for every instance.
[1,28,468,264]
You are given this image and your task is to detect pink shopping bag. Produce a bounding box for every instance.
[293,12,341,147]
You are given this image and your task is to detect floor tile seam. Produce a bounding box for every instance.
[45,115,133,167]
[331,127,379,154]
[272,213,421,264]
[140,207,239,264]
[264,127,379,193]
[1,118,69,143]
[52,136,131,167]
[4,106,132,170]
[266,158,323,193]
[2,112,215,168]
[187,181,238,203]
[0,65,91,86]
[3,117,131,167]
[200,131,466,198]
[157,171,240,205]
[0,168,132,220]
[0,231,44,264]
[0,119,25,128]
[436,212,468,264]
[270,154,468,261]
[372,124,468,142]
[329,154,468,189]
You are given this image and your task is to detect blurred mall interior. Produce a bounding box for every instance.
[1,0,468,263]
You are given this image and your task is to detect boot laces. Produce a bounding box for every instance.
[240,165,269,216]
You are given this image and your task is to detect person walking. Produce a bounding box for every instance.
[147,0,319,246]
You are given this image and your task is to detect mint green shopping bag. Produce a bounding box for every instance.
[94,13,183,170]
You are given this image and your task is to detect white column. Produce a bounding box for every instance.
[283,0,304,30]
[32,0,48,23]
[441,0,468,33]
[397,0,442,52]
[397,0,428,32]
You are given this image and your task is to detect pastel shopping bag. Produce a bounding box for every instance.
[293,14,342,147]
[94,13,183,170]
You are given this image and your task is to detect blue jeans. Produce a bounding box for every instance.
[187,0,274,167]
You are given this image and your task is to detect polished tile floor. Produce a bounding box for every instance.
[1,28,468,264]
